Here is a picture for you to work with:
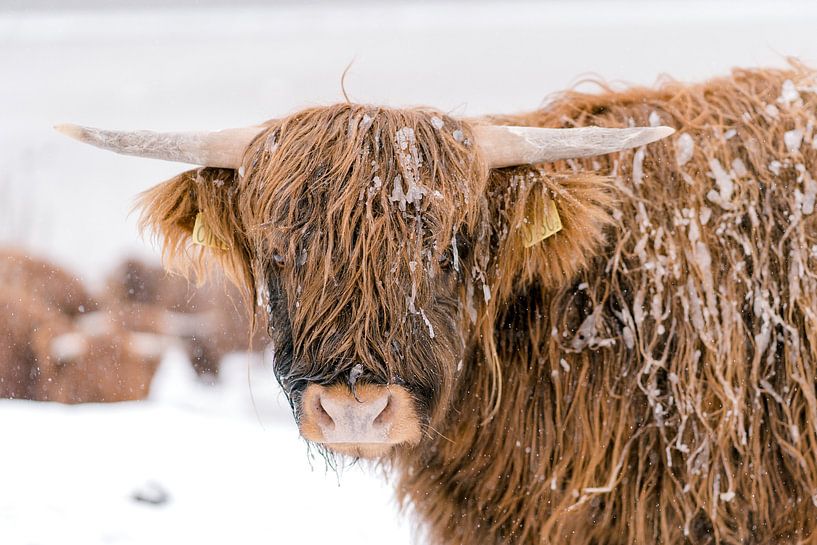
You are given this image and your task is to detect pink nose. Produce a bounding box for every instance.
[299,382,421,450]
[316,388,391,443]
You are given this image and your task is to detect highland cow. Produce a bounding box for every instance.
[59,64,817,544]
[103,257,266,376]
[0,290,163,403]
[0,248,97,316]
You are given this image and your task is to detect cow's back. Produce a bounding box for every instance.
[402,66,817,545]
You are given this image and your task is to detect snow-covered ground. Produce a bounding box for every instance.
[2,1,817,544]
[0,350,415,545]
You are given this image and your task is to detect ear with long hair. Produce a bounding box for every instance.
[136,167,254,298]
[486,168,616,302]
[464,168,616,420]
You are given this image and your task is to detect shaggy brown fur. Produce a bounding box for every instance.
[139,107,486,423]
[138,64,817,544]
[0,250,161,402]
[0,290,160,403]
[30,321,161,403]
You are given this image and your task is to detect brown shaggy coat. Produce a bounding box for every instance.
[0,251,160,402]
[139,64,817,544]
[0,290,161,403]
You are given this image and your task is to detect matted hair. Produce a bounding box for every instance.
[399,63,817,544]
[139,64,817,544]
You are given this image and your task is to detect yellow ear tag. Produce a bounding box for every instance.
[192,212,229,250]
[521,195,563,248]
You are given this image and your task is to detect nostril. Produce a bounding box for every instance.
[373,394,393,427]
[315,395,335,430]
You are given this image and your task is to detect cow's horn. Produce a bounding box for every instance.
[54,124,265,168]
[55,122,674,170]
[473,125,675,169]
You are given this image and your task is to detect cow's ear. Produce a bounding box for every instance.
[485,169,616,301]
[136,167,253,294]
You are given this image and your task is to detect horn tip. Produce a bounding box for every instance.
[642,125,675,144]
[636,125,676,146]
[654,125,676,138]
[54,123,87,141]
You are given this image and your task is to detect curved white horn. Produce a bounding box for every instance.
[473,125,676,169]
[55,121,674,170]
[54,124,265,168]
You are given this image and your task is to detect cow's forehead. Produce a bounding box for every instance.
[239,103,487,266]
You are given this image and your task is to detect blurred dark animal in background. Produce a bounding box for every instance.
[1,248,165,402]
[0,249,264,403]
[1,249,97,316]
[30,312,164,403]
[102,257,266,377]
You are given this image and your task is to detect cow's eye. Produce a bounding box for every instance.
[273,253,285,269]
[438,249,453,271]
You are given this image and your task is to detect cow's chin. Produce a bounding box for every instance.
[320,442,401,459]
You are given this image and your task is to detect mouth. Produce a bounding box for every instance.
[318,442,401,459]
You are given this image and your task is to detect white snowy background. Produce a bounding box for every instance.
[1,1,817,544]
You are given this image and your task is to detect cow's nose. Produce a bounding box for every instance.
[303,383,392,443]
[318,388,390,442]
[299,382,421,450]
